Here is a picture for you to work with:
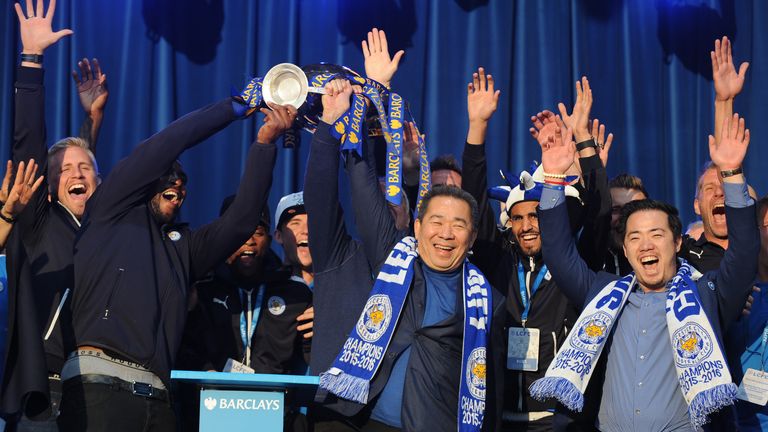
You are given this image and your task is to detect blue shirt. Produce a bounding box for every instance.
[729,282,768,431]
[598,288,690,431]
[371,265,460,427]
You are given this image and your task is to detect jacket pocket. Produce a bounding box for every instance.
[102,268,125,320]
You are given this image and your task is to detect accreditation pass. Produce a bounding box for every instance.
[507,327,539,371]
[737,368,768,405]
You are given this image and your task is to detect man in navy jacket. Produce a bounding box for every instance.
[57,96,296,430]
[534,116,758,431]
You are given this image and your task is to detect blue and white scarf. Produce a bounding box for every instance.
[319,236,492,432]
[530,260,736,428]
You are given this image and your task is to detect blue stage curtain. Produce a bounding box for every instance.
[1,0,765,237]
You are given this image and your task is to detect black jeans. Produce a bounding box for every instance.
[57,378,175,432]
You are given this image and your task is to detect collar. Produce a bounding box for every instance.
[693,232,725,251]
[56,201,81,228]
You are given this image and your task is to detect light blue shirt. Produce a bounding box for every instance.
[598,288,690,431]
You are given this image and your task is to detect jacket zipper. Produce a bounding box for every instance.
[44,288,70,340]
[102,268,125,319]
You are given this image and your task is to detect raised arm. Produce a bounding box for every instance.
[304,80,356,273]
[344,126,402,269]
[188,104,295,280]
[711,36,749,147]
[13,0,72,235]
[88,97,244,221]
[537,119,597,307]
[72,58,108,152]
[461,67,501,244]
[708,113,759,325]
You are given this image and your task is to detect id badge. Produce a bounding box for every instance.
[507,327,539,371]
[737,368,768,405]
[223,358,255,374]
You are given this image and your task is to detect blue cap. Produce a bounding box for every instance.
[274,191,305,230]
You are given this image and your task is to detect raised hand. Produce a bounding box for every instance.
[3,159,44,219]
[541,116,576,176]
[466,67,501,144]
[72,58,109,116]
[711,36,749,102]
[321,79,354,124]
[15,0,73,58]
[467,67,500,124]
[589,118,614,167]
[362,28,404,89]
[558,76,593,143]
[403,121,422,172]
[709,113,749,172]
[256,103,298,144]
[0,161,14,205]
[529,110,557,147]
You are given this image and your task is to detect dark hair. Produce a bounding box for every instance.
[609,173,649,199]
[430,154,462,175]
[416,185,478,231]
[616,199,683,241]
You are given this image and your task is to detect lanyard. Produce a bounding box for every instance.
[517,261,547,326]
[760,323,768,371]
[239,284,265,365]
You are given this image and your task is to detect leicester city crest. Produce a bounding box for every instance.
[672,322,713,367]
[355,294,393,343]
[570,311,612,354]
[465,347,487,400]
[267,296,286,315]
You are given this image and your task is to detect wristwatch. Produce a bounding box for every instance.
[575,138,597,152]
[720,167,743,178]
[20,53,44,64]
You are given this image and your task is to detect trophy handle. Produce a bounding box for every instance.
[306,87,327,95]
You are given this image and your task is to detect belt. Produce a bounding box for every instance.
[66,374,169,402]
[62,349,166,390]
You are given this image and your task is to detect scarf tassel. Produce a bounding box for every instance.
[319,369,370,404]
[528,377,585,412]
[687,383,737,428]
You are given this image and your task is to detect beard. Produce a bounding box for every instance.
[150,196,178,225]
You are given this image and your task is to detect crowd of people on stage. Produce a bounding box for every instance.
[1,1,766,431]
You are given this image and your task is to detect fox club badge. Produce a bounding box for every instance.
[355,294,392,343]
[571,311,612,354]
[672,322,713,367]
[267,296,286,316]
[466,347,487,400]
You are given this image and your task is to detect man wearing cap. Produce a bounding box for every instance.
[57,86,296,430]
[461,70,610,431]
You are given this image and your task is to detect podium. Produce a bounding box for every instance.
[171,370,319,431]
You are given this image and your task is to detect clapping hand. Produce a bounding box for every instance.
[540,117,576,176]
[558,77,593,143]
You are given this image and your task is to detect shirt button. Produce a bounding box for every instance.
[638,382,643,387]
[635,409,641,415]
[641,329,647,334]
[640,355,645,360]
